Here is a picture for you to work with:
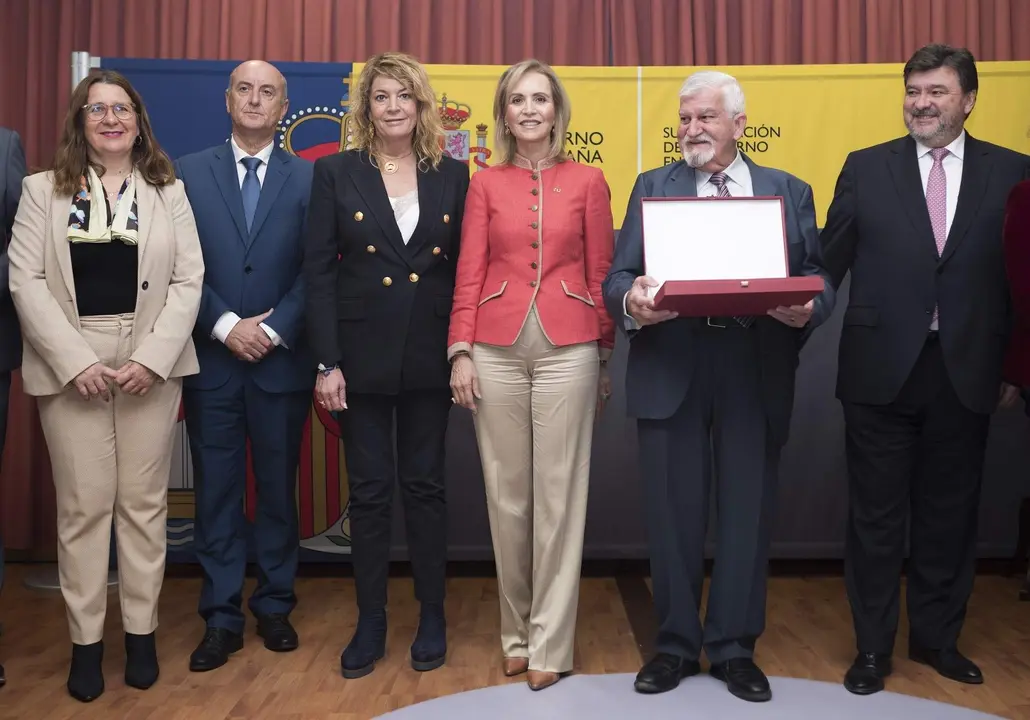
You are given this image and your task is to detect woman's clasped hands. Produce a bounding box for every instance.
[72,361,157,401]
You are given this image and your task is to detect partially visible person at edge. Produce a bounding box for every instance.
[0,125,27,691]
[448,58,616,692]
[1002,177,1030,406]
[303,51,469,679]
[175,60,314,674]
[7,69,204,702]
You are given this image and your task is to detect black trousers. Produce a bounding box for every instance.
[842,334,990,655]
[637,325,781,665]
[339,388,452,612]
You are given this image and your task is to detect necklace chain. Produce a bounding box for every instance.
[377,149,412,176]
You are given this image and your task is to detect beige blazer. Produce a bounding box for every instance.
[7,170,204,396]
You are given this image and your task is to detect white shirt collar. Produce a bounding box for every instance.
[915,129,965,161]
[230,135,275,165]
[696,150,749,188]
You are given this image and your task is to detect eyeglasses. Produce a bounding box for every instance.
[82,103,136,121]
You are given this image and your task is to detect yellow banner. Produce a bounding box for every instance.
[351,61,1030,228]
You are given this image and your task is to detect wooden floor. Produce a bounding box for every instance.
[0,565,1028,719]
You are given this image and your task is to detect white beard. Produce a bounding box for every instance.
[682,143,715,168]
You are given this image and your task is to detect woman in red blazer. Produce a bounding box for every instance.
[448,59,615,690]
[1003,179,1030,399]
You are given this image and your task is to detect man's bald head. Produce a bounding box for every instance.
[225,59,289,144]
[228,60,288,101]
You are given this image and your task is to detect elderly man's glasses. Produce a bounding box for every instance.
[82,103,135,121]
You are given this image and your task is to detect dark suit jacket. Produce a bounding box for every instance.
[821,134,1030,414]
[0,127,27,372]
[1002,180,1030,389]
[303,149,470,395]
[175,143,315,394]
[601,155,835,447]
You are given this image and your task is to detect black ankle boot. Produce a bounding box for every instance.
[68,641,104,702]
[340,610,387,679]
[124,632,159,689]
[410,603,446,672]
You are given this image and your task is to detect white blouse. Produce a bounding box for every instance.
[389,189,419,244]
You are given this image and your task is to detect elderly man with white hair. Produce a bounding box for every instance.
[602,71,836,702]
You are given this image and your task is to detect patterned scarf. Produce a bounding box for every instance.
[67,165,139,245]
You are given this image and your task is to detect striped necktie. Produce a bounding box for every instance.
[710,172,753,328]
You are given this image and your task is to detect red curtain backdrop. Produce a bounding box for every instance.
[609,0,1030,66]
[1,0,1028,555]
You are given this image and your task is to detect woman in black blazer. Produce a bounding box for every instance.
[302,51,469,680]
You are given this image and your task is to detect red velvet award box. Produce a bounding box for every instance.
[641,196,824,316]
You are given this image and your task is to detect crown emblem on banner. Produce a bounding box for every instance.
[438,95,471,130]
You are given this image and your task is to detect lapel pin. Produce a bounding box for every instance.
[354,211,364,221]
[443,214,450,223]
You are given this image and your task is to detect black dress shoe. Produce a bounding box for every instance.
[189,628,243,672]
[68,641,104,702]
[341,611,386,679]
[909,645,983,684]
[124,632,159,689]
[410,603,446,672]
[843,652,892,695]
[709,658,772,702]
[633,652,701,694]
[256,614,299,652]
[0,661,5,688]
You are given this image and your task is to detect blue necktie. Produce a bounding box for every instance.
[241,156,262,232]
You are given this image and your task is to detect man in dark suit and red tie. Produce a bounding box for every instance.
[603,70,835,703]
[820,44,1030,696]
[0,125,27,689]
[175,60,314,672]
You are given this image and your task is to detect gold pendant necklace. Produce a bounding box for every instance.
[378,150,412,175]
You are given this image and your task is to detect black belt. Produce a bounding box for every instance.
[704,316,752,328]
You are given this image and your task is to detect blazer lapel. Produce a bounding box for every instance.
[211,143,249,245]
[887,136,938,259]
[50,187,77,302]
[939,135,990,267]
[745,155,778,198]
[348,152,409,257]
[406,163,444,254]
[248,148,292,244]
[134,172,155,265]
[664,160,696,197]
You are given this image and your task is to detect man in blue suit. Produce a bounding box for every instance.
[602,71,835,702]
[175,60,314,672]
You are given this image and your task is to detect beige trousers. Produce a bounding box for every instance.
[37,314,181,645]
[472,307,599,673]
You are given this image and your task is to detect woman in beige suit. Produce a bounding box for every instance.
[7,69,203,702]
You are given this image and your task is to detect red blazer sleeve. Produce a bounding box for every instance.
[584,168,616,352]
[447,171,489,359]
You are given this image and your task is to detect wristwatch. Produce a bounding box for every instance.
[317,363,339,376]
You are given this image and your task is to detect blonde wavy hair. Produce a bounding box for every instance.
[492,59,571,165]
[350,52,444,169]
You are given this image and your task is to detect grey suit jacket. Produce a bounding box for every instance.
[0,127,27,372]
[601,155,835,446]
